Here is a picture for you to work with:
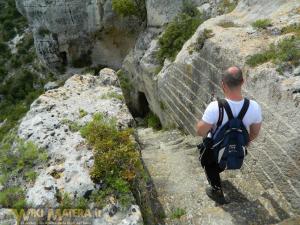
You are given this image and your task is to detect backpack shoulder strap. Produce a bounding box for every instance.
[216,98,224,128]
[219,99,234,120]
[237,98,250,120]
[211,98,224,138]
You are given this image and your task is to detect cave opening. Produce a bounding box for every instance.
[137,91,150,117]
[59,51,67,66]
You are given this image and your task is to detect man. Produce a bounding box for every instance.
[196,66,262,204]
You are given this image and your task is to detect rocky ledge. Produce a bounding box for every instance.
[9,68,142,224]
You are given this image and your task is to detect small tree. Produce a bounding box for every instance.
[112,0,146,21]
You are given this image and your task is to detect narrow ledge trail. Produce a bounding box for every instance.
[136,128,297,225]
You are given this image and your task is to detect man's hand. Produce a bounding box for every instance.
[196,120,213,137]
[249,122,262,143]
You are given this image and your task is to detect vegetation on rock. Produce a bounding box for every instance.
[0,0,27,41]
[252,19,272,29]
[217,0,239,14]
[0,131,47,210]
[188,29,214,54]
[0,1,56,143]
[156,2,205,65]
[62,119,82,132]
[246,36,300,68]
[218,20,238,28]
[56,192,89,211]
[281,23,300,36]
[145,112,162,130]
[112,0,146,21]
[116,69,133,100]
[170,208,186,219]
[80,113,144,206]
[79,109,88,118]
[101,92,124,101]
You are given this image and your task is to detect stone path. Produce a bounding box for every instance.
[136,128,298,225]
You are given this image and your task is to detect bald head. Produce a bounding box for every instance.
[222,66,244,90]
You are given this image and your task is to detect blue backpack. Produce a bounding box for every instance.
[212,98,250,170]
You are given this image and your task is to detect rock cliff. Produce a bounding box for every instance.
[9,0,300,223]
[15,69,142,224]
[122,0,300,215]
[15,0,142,72]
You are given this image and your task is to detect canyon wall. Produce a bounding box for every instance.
[122,0,300,213]
[15,0,300,216]
[15,0,142,72]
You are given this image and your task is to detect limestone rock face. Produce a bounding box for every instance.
[15,0,142,71]
[17,69,142,224]
[122,0,300,214]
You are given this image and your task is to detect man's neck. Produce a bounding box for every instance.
[224,91,243,101]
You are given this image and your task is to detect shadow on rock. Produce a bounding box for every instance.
[221,180,290,225]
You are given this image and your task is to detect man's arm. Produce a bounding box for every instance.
[196,120,213,137]
[249,122,262,143]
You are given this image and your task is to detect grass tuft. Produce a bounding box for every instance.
[252,19,272,29]
[145,112,162,130]
[246,36,300,67]
[170,208,186,219]
[218,20,238,28]
[281,23,300,36]
[101,92,124,101]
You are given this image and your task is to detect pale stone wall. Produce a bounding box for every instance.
[123,0,300,213]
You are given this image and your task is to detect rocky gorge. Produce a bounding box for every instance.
[0,0,300,224]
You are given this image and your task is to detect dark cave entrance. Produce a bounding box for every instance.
[59,51,68,66]
[137,92,150,117]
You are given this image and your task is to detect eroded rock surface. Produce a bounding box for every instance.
[15,0,142,71]
[122,0,300,215]
[17,69,142,224]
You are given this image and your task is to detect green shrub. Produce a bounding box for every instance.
[37,27,51,37]
[170,208,186,219]
[0,42,11,58]
[112,0,146,20]
[79,109,88,118]
[196,29,214,49]
[116,70,132,98]
[24,170,37,182]
[80,113,143,206]
[59,193,72,210]
[218,0,238,14]
[281,23,300,36]
[0,138,47,184]
[17,34,34,54]
[157,5,204,64]
[0,66,8,82]
[62,119,82,132]
[146,112,162,130]
[159,101,166,111]
[246,36,300,67]
[0,69,41,102]
[0,128,42,213]
[252,19,272,29]
[218,20,238,28]
[0,0,27,41]
[0,187,26,210]
[188,29,214,54]
[82,65,106,75]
